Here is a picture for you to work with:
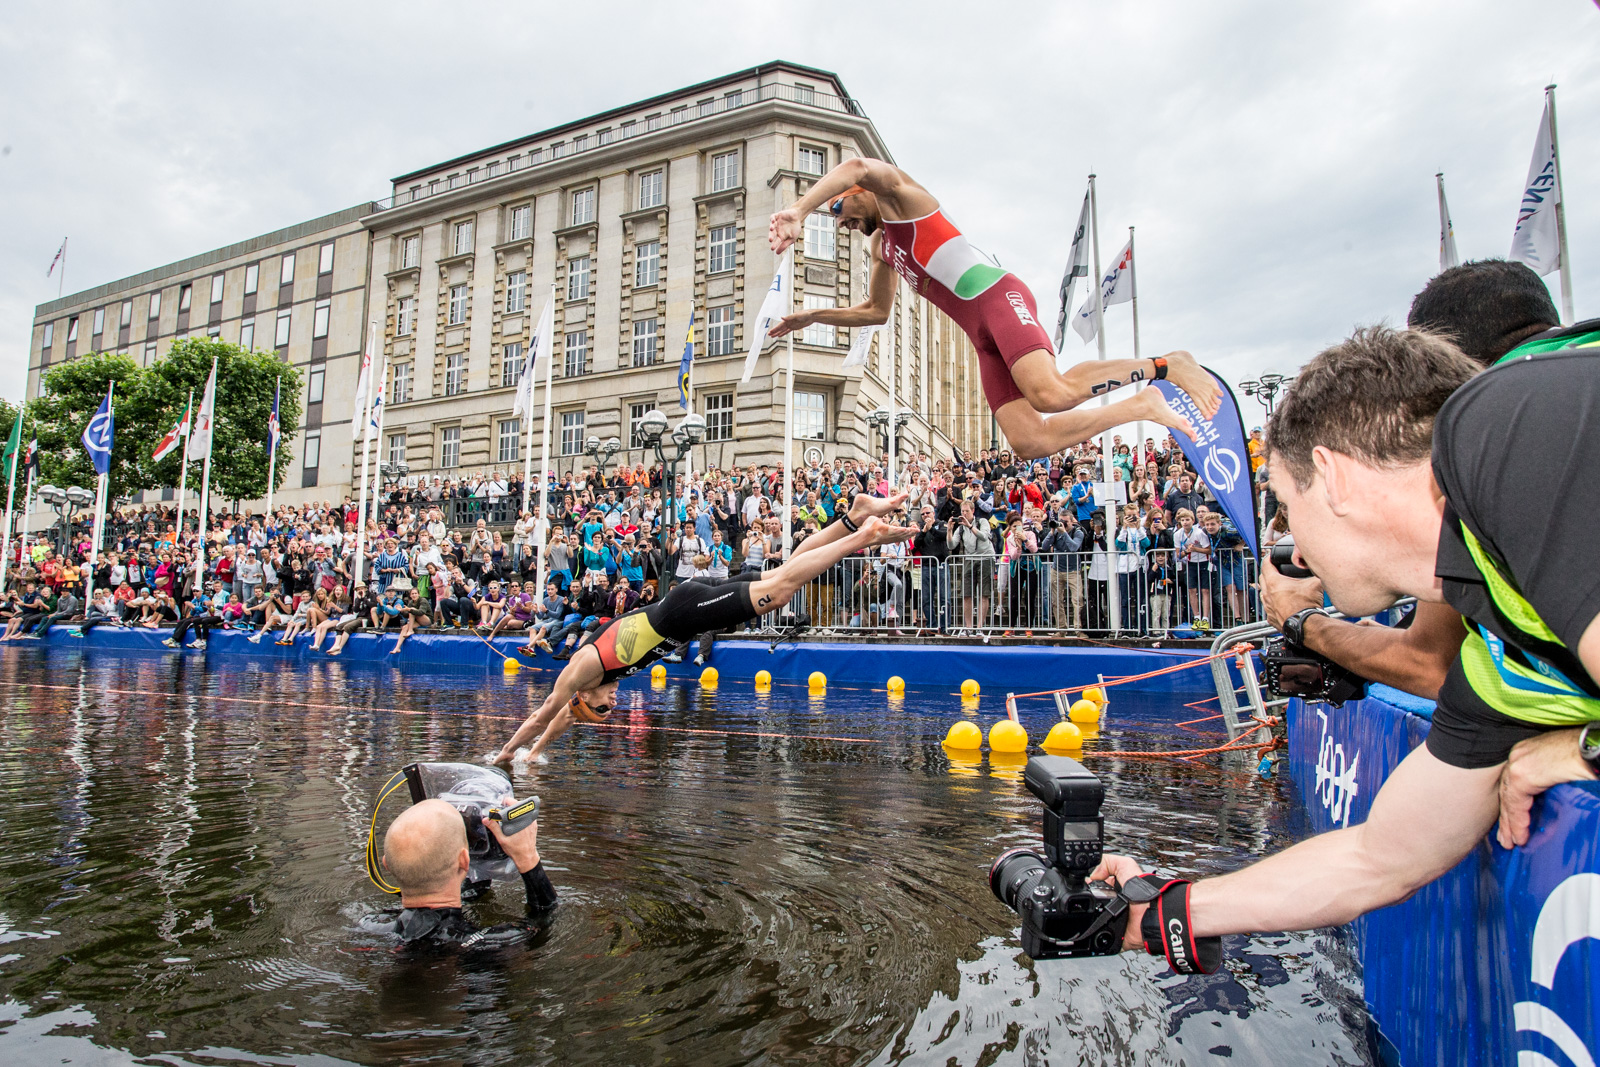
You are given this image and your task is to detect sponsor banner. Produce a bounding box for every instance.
[1153,370,1259,557]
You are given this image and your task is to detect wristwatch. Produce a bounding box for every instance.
[1580,723,1600,767]
[1282,606,1329,647]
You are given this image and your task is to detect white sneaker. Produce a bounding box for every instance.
[189,639,206,650]
[247,633,263,644]
[162,637,179,648]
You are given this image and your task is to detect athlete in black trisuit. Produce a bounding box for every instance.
[492,493,915,764]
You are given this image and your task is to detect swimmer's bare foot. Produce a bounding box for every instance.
[1161,350,1222,421]
[1133,387,1198,444]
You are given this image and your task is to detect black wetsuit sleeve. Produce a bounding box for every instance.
[521,862,558,912]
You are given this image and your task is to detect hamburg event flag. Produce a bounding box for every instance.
[842,322,881,369]
[1054,189,1093,353]
[1437,173,1460,272]
[515,295,554,418]
[352,325,376,436]
[82,388,115,477]
[187,360,218,461]
[268,378,281,452]
[677,311,695,410]
[1071,238,1134,344]
[740,250,793,383]
[1509,100,1561,275]
[1153,370,1259,559]
[152,395,192,461]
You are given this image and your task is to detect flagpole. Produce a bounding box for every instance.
[535,286,556,600]
[266,377,280,521]
[1087,174,1121,634]
[782,250,795,561]
[368,350,388,528]
[193,358,217,597]
[685,310,695,492]
[352,322,376,589]
[84,383,113,611]
[176,390,193,540]
[1129,225,1145,463]
[20,466,35,578]
[1545,84,1574,325]
[0,414,20,592]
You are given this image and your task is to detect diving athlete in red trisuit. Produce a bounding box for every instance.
[767,159,1223,458]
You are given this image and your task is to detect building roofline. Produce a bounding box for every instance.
[34,202,379,320]
[391,60,856,184]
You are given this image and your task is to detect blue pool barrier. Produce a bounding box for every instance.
[1287,688,1600,1066]
[34,624,1228,695]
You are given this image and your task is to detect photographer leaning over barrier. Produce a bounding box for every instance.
[1089,323,1599,974]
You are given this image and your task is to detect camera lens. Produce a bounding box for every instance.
[989,848,1048,912]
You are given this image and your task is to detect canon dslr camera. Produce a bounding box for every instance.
[1261,534,1369,706]
[989,755,1127,959]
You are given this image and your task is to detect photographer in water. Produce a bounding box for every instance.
[376,798,556,945]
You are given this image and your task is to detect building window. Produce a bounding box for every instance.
[706,305,735,356]
[280,253,295,286]
[318,242,335,274]
[92,308,105,336]
[498,418,520,464]
[303,431,321,470]
[798,146,827,176]
[570,187,595,226]
[445,353,465,396]
[452,220,474,256]
[637,169,664,209]
[805,213,837,261]
[387,433,405,466]
[725,89,743,108]
[312,299,330,339]
[440,426,461,468]
[42,322,53,349]
[239,318,255,349]
[646,112,663,132]
[634,241,660,288]
[697,97,714,117]
[179,284,192,312]
[573,134,588,152]
[120,301,133,327]
[392,362,413,403]
[794,391,827,440]
[709,224,737,274]
[397,296,415,336]
[509,204,531,240]
[564,331,588,376]
[794,82,815,106]
[307,366,325,404]
[275,309,291,347]
[560,410,585,455]
[628,402,650,448]
[711,150,740,192]
[502,342,524,387]
[66,316,79,343]
[149,291,162,319]
[705,392,734,441]
[632,318,658,367]
[506,269,527,313]
[207,324,222,338]
[448,284,468,325]
[401,235,420,269]
[144,342,157,363]
[244,264,258,295]
[803,294,836,346]
[567,256,591,300]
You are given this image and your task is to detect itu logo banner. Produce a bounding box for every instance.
[1153,370,1258,559]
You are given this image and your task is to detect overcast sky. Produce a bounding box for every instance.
[3,0,1595,431]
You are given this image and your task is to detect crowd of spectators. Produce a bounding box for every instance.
[0,428,1277,648]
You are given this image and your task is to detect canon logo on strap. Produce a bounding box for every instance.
[1167,917,1188,968]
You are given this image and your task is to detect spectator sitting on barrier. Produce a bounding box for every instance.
[476,579,506,629]
[389,583,432,654]
[325,585,377,656]
[74,588,121,636]
[27,586,79,637]
[250,585,295,642]
[278,588,321,644]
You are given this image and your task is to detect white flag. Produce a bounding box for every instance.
[842,323,881,369]
[1070,238,1134,344]
[1509,100,1561,276]
[352,321,377,436]
[515,295,554,417]
[739,250,793,383]
[1054,189,1093,355]
[186,359,218,461]
[1437,174,1460,272]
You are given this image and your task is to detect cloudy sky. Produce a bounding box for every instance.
[2,0,1595,429]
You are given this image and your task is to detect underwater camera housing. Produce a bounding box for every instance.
[988,755,1126,960]
[365,762,540,894]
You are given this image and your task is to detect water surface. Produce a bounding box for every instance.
[0,646,1372,1065]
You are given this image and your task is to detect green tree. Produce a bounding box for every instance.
[28,353,153,498]
[145,339,302,502]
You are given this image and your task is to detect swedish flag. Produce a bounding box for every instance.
[677,310,695,410]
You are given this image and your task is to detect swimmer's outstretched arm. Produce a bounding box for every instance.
[494,647,604,763]
[789,492,910,561]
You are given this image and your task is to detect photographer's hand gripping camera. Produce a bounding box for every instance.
[989,756,1222,974]
[366,762,540,894]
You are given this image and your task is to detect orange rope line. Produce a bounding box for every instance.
[1080,722,1278,761]
[1010,643,1253,700]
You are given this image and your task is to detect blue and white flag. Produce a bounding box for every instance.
[268,377,281,452]
[1071,238,1133,344]
[1153,370,1259,558]
[1509,99,1561,276]
[739,249,793,383]
[81,386,115,476]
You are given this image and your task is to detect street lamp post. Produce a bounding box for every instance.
[864,407,911,469]
[583,435,622,483]
[635,410,705,561]
[37,485,93,557]
[1239,373,1291,419]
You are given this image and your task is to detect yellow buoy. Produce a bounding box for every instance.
[1069,699,1101,724]
[754,669,772,689]
[960,679,980,698]
[944,720,983,749]
[502,658,521,673]
[651,663,667,680]
[886,675,905,693]
[1084,686,1107,707]
[808,671,827,690]
[1043,721,1084,751]
[989,719,1029,753]
[700,666,719,687]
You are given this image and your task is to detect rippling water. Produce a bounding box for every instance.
[0,645,1373,1066]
